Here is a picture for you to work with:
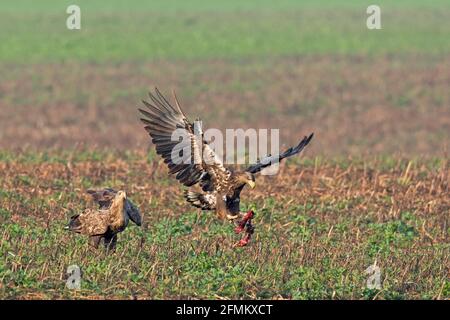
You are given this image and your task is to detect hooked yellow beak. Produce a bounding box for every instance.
[247,180,256,189]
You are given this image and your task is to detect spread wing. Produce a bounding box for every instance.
[246,133,314,174]
[139,88,230,191]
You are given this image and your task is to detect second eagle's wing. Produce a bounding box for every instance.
[139,88,230,190]
[246,133,314,174]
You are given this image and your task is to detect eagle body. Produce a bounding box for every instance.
[139,88,313,246]
[185,171,251,220]
[68,209,110,236]
[67,190,141,250]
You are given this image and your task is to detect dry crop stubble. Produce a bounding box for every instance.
[0,152,448,299]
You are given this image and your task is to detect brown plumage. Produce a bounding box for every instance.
[139,88,313,245]
[66,190,142,250]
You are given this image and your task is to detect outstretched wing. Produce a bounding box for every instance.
[246,133,314,174]
[139,88,230,190]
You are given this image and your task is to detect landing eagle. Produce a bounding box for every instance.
[139,88,313,246]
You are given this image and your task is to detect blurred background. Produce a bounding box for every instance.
[0,0,449,156]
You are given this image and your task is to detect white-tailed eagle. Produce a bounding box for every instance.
[139,88,313,246]
[66,189,141,250]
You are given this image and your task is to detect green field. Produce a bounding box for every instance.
[1,0,450,63]
[0,152,448,299]
[0,1,449,300]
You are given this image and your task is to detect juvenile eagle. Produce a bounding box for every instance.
[66,189,142,250]
[139,88,313,246]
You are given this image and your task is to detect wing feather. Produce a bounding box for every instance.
[139,88,230,189]
[183,190,216,210]
[246,133,314,174]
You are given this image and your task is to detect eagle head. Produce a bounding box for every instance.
[236,172,256,189]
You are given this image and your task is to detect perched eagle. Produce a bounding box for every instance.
[66,189,142,250]
[139,88,313,246]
